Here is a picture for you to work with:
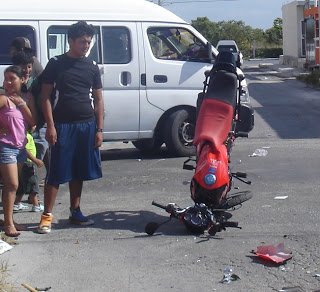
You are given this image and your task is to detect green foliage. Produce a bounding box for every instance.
[264,18,283,45]
[191,17,220,45]
[297,71,320,87]
[254,48,283,58]
[191,17,283,58]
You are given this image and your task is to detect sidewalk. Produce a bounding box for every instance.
[258,62,305,78]
[243,59,306,78]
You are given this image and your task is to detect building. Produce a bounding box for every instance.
[282,0,319,68]
[304,0,319,67]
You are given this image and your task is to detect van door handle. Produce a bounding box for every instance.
[141,74,146,86]
[154,75,167,83]
[121,71,131,86]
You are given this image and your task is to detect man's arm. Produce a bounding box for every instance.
[93,88,104,148]
[41,83,56,146]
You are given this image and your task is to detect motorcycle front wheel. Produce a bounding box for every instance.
[223,191,253,209]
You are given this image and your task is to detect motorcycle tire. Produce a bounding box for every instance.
[223,191,253,209]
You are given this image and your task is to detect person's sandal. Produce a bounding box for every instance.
[5,225,21,237]
[37,214,53,234]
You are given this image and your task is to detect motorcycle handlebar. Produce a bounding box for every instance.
[222,221,239,228]
[152,201,167,210]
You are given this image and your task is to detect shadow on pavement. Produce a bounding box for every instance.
[100,146,179,162]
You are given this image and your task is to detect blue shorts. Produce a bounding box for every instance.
[31,127,49,160]
[46,120,102,185]
[0,142,27,165]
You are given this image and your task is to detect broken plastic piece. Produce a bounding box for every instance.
[35,287,52,292]
[220,268,240,284]
[254,243,292,264]
[274,195,288,200]
[249,149,268,157]
[279,287,304,292]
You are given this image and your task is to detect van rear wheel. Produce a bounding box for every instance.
[164,109,196,157]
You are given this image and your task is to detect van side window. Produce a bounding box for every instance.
[102,27,131,64]
[147,27,208,62]
[0,25,36,65]
[47,26,101,63]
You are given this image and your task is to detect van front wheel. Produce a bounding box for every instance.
[132,138,163,154]
[164,109,196,157]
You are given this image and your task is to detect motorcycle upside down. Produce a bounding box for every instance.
[145,51,254,236]
[145,190,252,236]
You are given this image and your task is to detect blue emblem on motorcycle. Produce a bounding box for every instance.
[204,174,216,186]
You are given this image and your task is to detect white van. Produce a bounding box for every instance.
[0,0,249,156]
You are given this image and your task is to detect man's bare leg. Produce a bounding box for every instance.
[43,184,59,214]
[69,180,83,210]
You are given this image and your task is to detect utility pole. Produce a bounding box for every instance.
[252,40,256,59]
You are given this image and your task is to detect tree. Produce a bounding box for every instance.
[191,17,220,45]
[191,17,282,58]
[264,18,283,46]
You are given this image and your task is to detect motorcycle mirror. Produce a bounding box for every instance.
[238,72,245,81]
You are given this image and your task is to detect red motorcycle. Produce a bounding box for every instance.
[146,51,254,236]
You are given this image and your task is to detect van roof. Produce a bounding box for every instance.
[1,0,187,24]
[216,40,237,46]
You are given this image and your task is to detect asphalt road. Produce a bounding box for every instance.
[2,62,320,292]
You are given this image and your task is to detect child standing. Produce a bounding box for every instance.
[14,131,44,212]
[12,51,44,211]
[0,65,35,237]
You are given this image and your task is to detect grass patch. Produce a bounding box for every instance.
[0,233,18,292]
[297,71,320,87]
[0,261,17,292]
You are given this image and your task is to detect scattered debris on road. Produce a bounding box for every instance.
[252,243,292,264]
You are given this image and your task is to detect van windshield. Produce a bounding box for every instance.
[217,45,237,53]
[147,27,210,62]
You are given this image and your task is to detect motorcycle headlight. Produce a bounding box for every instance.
[204,174,216,186]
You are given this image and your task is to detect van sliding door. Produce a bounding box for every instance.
[101,23,141,140]
[40,21,141,141]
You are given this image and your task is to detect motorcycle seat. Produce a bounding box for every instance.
[193,98,234,149]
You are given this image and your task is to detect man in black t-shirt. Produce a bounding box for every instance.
[37,21,104,234]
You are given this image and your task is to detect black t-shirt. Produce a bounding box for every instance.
[41,54,102,123]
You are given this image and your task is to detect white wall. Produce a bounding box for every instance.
[282,1,305,59]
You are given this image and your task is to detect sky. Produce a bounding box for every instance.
[158,0,284,30]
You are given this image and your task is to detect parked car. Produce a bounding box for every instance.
[216,40,243,67]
